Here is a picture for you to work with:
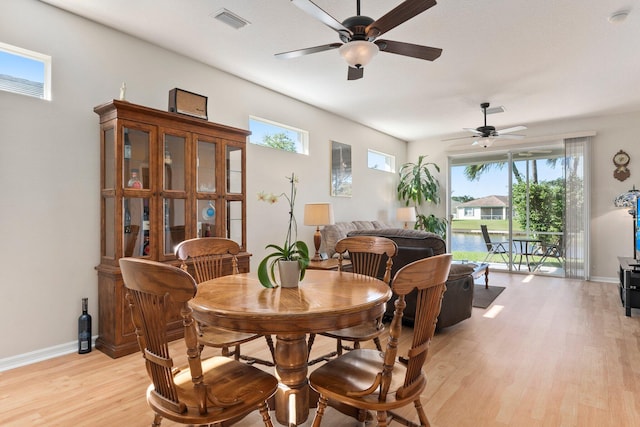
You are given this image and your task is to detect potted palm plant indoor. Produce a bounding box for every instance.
[397,155,448,237]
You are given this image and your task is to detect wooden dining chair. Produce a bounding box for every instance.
[175,237,275,366]
[309,253,452,427]
[119,257,278,427]
[307,236,398,365]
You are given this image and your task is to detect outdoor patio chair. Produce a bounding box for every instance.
[481,224,509,264]
[535,236,565,271]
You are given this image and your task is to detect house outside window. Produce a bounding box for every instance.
[0,42,51,100]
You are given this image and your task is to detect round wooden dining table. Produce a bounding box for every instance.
[189,269,392,426]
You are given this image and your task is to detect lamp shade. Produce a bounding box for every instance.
[396,207,417,223]
[304,203,335,226]
[339,40,379,68]
[614,185,640,210]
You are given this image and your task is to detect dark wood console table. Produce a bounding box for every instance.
[618,256,640,316]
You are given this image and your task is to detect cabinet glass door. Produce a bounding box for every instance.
[123,197,150,257]
[162,132,187,257]
[197,139,216,193]
[227,200,243,245]
[102,126,116,259]
[164,198,185,255]
[123,128,150,189]
[122,126,150,258]
[226,145,243,194]
[197,199,217,238]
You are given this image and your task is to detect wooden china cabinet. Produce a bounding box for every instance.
[94,100,250,358]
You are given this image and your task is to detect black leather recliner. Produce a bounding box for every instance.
[347,229,475,330]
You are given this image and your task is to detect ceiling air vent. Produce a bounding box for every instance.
[211,8,250,30]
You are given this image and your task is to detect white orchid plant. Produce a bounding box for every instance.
[257,173,310,288]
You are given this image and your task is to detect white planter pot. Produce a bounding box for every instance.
[278,260,300,288]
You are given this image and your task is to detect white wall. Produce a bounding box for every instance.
[408,110,640,280]
[0,0,406,361]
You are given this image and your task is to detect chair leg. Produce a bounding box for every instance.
[233,345,241,360]
[376,410,389,427]
[312,395,329,427]
[336,338,343,356]
[258,400,274,427]
[308,333,316,355]
[414,399,431,427]
[152,413,162,427]
[221,345,231,358]
[373,337,383,352]
[264,335,275,363]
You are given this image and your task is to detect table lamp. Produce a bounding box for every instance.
[614,185,640,259]
[304,203,335,261]
[396,207,417,229]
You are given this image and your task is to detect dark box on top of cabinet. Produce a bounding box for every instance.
[168,88,208,120]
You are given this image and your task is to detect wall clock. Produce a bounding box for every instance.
[613,149,630,181]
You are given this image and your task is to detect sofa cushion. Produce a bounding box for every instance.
[352,221,377,230]
[321,222,358,257]
[372,220,394,229]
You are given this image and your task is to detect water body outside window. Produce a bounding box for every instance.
[449,146,566,276]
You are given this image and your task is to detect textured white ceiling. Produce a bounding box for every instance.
[40,0,640,141]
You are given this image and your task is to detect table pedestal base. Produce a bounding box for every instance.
[274,333,309,425]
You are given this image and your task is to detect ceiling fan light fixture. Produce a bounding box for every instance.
[474,137,496,148]
[339,40,379,68]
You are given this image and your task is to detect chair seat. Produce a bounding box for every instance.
[309,349,422,410]
[321,322,384,342]
[197,324,261,348]
[149,355,279,424]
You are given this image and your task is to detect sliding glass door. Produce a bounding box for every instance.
[448,140,588,278]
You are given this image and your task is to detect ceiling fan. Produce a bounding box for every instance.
[444,102,527,148]
[274,0,442,80]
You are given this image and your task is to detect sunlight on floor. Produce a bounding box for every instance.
[483,304,504,318]
[521,274,535,283]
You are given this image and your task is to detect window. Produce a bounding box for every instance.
[248,116,308,154]
[0,42,51,100]
[367,149,395,172]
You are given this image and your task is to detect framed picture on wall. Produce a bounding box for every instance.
[331,140,352,197]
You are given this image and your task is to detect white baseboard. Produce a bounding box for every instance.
[0,336,97,372]
[591,275,618,284]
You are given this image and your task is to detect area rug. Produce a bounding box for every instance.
[473,285,506,309]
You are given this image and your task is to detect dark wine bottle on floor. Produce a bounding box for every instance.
[78,298,92,354]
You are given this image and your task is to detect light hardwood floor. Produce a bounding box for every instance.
[2,272,639,426]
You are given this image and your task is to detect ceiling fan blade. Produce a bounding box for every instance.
[497,125,527,134]
[366,0,437,38]
[375,39,442,61]
[442,135,476,141]
[495,134,525,140]
[275,43,342,59]
[463,127,483,135]
[347,66,364,80]
[291,0,352,38]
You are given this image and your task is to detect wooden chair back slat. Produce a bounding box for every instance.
[389,253,451,399]
[175,237,240,283]
[120,258,198,413]
[335,236,398,284]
